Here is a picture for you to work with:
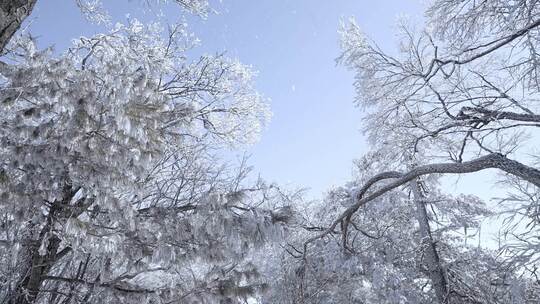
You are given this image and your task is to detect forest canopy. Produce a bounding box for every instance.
[1,0,540,303]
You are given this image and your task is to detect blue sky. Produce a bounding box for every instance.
[27,0,425,198]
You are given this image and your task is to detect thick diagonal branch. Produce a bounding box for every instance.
[304,153,540,252]
[422,19,540,79]
[456,107,540,124]
[0,0,37,54]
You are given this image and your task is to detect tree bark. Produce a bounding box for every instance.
[0,0,37,54]
[410,179,448,303]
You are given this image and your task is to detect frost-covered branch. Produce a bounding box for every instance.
[304,153,540,252]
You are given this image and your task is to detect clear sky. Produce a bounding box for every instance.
[26,0,425,198]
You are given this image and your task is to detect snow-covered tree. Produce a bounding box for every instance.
[4,0,540,303]
[0,2,297,304]
[279,0,540,303]
[263,158,538,303]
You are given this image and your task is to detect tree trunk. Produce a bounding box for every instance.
[11,206,63,304]
[410,179,448,303]
[13,235,62,304]
[0,0,37,54]
[10,186,76,304]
